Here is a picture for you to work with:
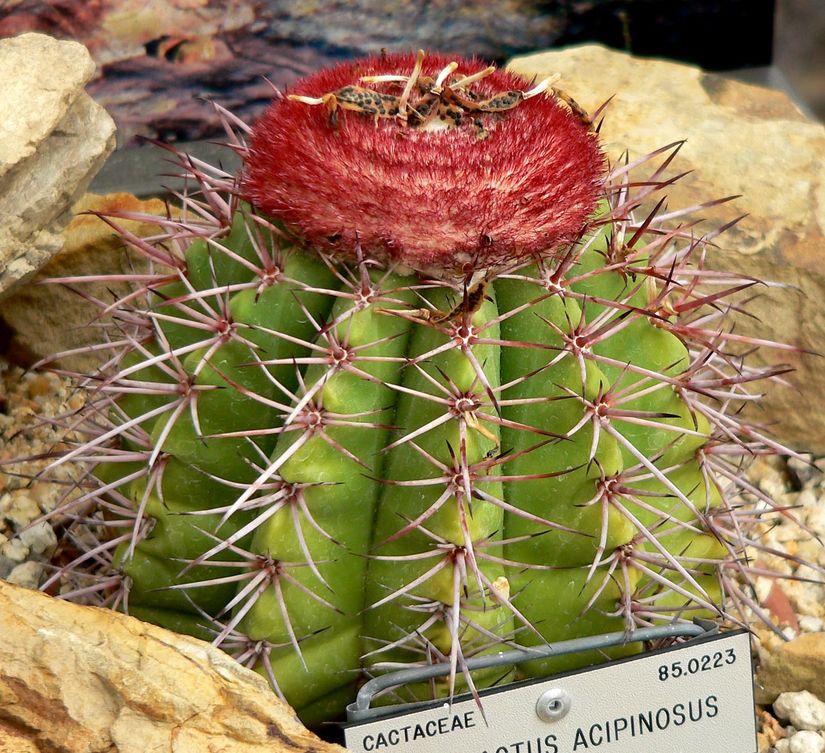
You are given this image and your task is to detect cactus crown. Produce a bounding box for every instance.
[243,50,604,275]
[23,51,817,726]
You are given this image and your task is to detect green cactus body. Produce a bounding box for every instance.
[99,210,727,718]
[38,50,806,728]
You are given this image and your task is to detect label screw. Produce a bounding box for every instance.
[535,688,571,722]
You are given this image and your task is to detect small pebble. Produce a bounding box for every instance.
[6,560,44,590]
[789,730,825,753]
[800,616,825,633]
[776,739,792,753]
[0,555,17,579]
[0,537,29,563]
[26,374,52,398]
[787,455,819,488]
[18,520,57,556]
[0,492,41,528]
[807,507,825,539]
[775,691,825,731]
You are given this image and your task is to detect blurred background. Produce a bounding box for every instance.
[1,0,820,147]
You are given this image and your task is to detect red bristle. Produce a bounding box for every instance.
[242,51,604,274]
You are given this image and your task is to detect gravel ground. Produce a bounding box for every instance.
[1,354,823,751]
[0,359,83,588]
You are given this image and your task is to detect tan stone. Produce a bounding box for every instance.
[508,45,825,452]
[756,632,825,705]
[2,192,170,372]
[0,33,96,176]
[0,579,344,753]
[0,722,39,753]
[0,33,116,296]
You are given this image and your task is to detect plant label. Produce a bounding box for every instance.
[344,630,756,753]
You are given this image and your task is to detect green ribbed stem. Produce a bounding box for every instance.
[110,209,722,723]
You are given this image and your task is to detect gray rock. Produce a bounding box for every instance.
[0,556,17,580]
[18,521,57,557]
[508,45,825,453]
[0,492,39,529]
[0,33,115,297]
[789,731,825,753]
[6,561,45,590]
[775,691,825,731]
[0,537,28,564]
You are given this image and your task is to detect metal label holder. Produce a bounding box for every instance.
[346,618,721,724]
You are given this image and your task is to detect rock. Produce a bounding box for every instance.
[17,521,57,557]
[800,617,825,634]
[0,33,115,297]
[0,537,27,565]
[0,0,257,68]
[0,33,94,173]
[5,561,44,590]
[760,706,789,750]
[775,691,825,731]
[508,45,825,452]
[0,557,17,580]
[0,724,38,753]
[790,731,825,753]
[1,192,170,372]
[0,493,39,529]
[757,633,825,704]
[0,579,344,753]
[787,455,820,488]
[0,521,55,587]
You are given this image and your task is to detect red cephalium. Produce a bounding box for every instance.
[241,51,605,275]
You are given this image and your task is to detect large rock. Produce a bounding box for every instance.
[0,579,344,753]
[0,33,116,296]
[508,45,825,452]
[756,632,825,705]
[1,191,170,371]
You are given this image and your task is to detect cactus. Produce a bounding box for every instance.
[34,51,810,725]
